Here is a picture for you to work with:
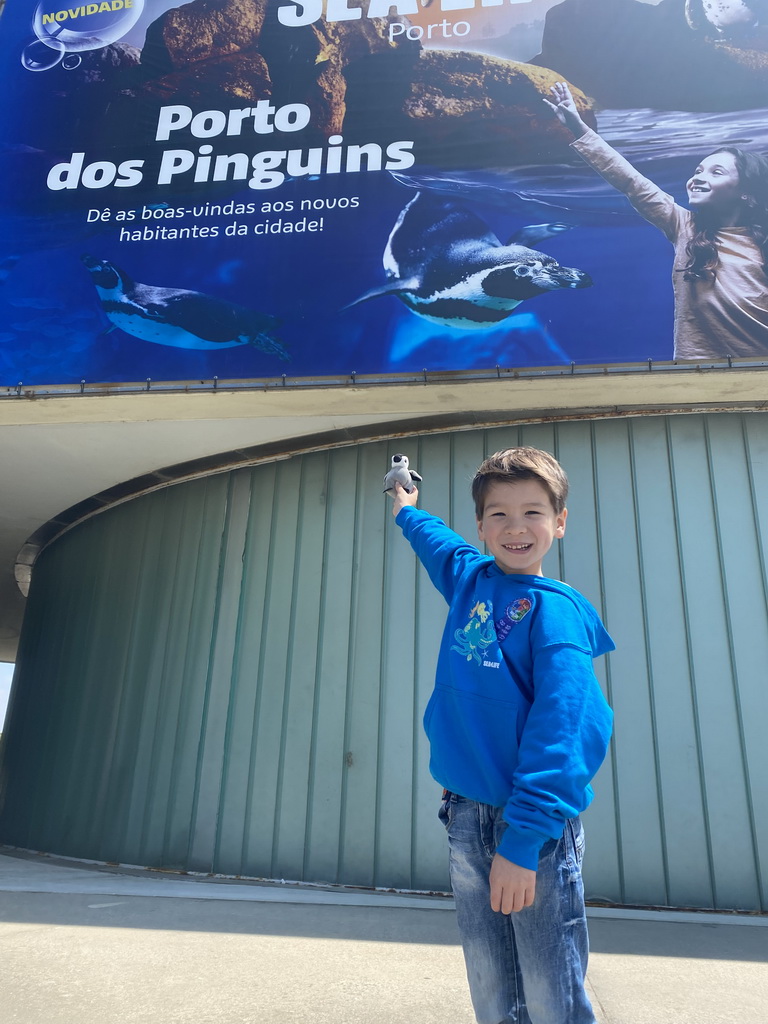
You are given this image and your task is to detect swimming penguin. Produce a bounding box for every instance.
[383,453,423,497]
[508,222,573,247]
[348,193,591,330]
[81,255,288,359]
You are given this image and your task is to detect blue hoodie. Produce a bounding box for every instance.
[397,506,614,871]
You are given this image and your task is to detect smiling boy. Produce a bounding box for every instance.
[392,446,614,1024]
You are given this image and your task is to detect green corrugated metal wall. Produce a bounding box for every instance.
[1,413,766,911]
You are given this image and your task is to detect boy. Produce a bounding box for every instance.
[392,446,614,1024]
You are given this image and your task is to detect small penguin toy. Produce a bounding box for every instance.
[383,453,422,497]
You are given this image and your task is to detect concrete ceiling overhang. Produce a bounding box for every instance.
[2,361,767,662]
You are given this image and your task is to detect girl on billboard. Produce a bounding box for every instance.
[544,81,768,361]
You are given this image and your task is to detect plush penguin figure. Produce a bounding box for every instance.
[82,254,288,359]
[348,193,590,330]
[383,453,423,497]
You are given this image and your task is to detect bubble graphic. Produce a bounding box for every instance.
[61,53,82,69]
[21,37,65,71]
[32,0,145,54]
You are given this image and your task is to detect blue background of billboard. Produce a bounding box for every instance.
[2,0,765,385]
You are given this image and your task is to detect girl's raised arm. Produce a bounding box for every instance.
[543,82,592,140]
[543,82,683,244]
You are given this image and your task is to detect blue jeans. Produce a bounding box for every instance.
[439,793,596,1024]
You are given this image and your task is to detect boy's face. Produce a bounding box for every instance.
[476,479,567,577]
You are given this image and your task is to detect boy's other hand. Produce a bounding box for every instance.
[489,853,536,914]
[392,480,419,516]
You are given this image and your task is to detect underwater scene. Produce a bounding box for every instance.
[2,0,768,385]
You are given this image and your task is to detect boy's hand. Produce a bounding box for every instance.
[543,81,589,138]
[391,480,419,516]
[489,853,536,914]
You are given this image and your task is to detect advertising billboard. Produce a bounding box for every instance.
[2,0,768,386]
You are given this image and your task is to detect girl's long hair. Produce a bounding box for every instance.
[682,147,768,281]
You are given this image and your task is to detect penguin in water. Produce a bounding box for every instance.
[508,222,573,247]
[383,453,422,497]
[347,193,590,330]
[81,255,288,359]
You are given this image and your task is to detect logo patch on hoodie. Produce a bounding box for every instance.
[495,597,532,642]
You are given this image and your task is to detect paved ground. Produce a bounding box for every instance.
[0,850,765,1024]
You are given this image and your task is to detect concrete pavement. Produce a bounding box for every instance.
[0,848,765,1024]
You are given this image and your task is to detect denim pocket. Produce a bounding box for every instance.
[564,817,585,878]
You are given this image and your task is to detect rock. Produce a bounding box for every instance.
[256,2,421,137]
[344,49,597,166]
[711,37,768,75]
[138,0,420,140]
[30,0,599,169]
[141,0,267,75]
[77,43,142,85]
[13,43,143,151]
[530,0,768,111]
[530,0,691,109]
[140,52,272,107]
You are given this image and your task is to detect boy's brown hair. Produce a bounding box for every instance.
[472,447,569,517]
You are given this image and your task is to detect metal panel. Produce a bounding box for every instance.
[1,414,766,910]
[623,417,712,908]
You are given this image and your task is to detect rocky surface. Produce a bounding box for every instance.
[141,52,272,106]
[78,43,142,85]
[127,0,593,163]
[16,43,142,152]
[138,0,421,140]
[713,36,768,77]
[261,12,422,137]
[141,0,268,75]
[530,0,768,111]
[22,0,597,168]
[344,50,596,166]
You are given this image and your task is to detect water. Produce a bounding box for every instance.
[394,107,768,220]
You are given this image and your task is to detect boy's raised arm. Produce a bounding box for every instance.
[391,479,419,516]
[391,484,487,605]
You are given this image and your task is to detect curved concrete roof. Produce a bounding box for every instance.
[2,361,767,661]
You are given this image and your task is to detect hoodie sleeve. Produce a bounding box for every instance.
[495,594,614,870]
[395,506,487,604]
